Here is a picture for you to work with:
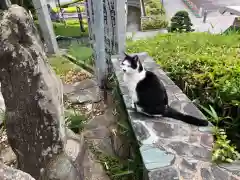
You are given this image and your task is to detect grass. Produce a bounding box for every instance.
[65,108,87,133]
[126,32,240,163]
[48,55,82,77]
[35,19,89,38]
[49,55,87,133]
[67,42,93,66]
[52,6,85,13]
[52,20,89,37]
[141,0,168,30]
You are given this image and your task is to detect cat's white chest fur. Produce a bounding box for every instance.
[123,71,146,102]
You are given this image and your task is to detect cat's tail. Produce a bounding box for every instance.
[163,106,209,126]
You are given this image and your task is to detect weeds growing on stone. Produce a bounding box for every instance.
[67,42,93,67]
[106,74,144,180]
[65,108,87,133]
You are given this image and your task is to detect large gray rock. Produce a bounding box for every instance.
[0,163,35,180]
[0,5,110,180]
[0,5,66,179]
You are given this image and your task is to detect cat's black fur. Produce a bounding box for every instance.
[124,53,208,126]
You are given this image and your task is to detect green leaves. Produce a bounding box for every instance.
[142,0,168,30]
[65,109,87,133]
[168,10,194,33]
[212,127,240,163]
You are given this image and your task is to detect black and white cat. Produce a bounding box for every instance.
[121,53,208,126]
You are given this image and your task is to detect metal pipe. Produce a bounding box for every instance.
[203,10,207,23]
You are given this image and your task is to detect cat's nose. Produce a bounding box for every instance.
[123,69,126,72]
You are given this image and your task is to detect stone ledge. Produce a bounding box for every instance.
[111,52,240,180]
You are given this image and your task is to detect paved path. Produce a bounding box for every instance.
[163,0,237,33]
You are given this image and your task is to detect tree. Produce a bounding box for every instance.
[168,10,194,33]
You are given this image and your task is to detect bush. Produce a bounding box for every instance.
[126,32,240,149]
[141,0,168,30]
[52,6,85,13]
[141,16,168,30]
[168,10,194,33]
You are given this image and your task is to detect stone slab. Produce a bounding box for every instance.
[111,52,240,180]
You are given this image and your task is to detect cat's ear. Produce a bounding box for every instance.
[132,55,139,61]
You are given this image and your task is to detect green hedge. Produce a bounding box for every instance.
[52,6,85,13]
[141,0,168,30]
[126,32,240,140]
[60,0,83,8]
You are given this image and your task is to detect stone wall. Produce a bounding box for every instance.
[111,52,240,180]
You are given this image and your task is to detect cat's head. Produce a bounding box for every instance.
[121,53,143,74]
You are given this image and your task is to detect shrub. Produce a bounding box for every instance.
[141,16,168,30]
[52,6,85,13]
[141,0,168,30]
[145,0,165,16]
[168,10,194,32]
[126,32,240,150]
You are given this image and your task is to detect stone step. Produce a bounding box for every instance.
[63,79,102,104]
[111,52,240,180]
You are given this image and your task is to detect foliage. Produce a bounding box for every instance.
[48,55,81,77]
[62,19,88,25]
[98,74,144,180]
[224,26,240,35]
[141,0,168,30]
[35,19,88,37]
[59,0,84,8]
[52,6,85,13]
[141,16,168,30]
[126,32,240,160]
[168,10,194,32]
[145,0,165,16]
[212,127,240,163]
[198,104,240,162]
[52,21,89,37]
[67,42,93,66]
[65,108,87,133]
